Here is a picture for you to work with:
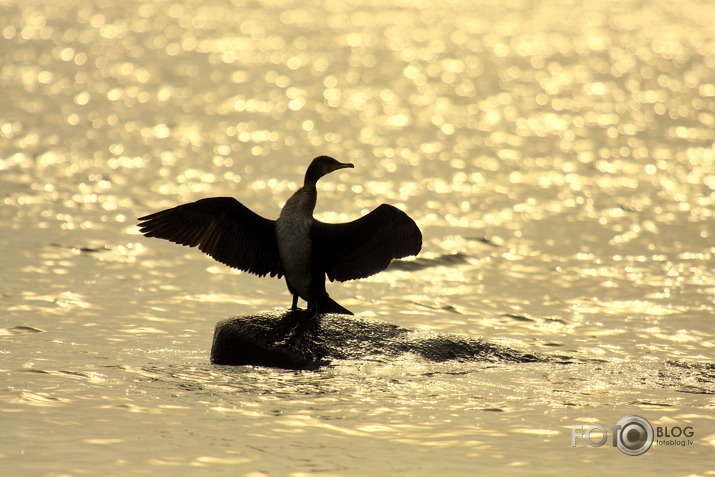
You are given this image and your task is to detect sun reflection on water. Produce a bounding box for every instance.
[1,0,714,474]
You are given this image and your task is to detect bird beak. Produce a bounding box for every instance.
[333,161,354,171]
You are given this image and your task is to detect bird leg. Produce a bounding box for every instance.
[306,301,321,321]
[290,294,299,311]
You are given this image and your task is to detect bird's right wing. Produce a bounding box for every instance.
[137,197,282,278]
[314,204,422,282]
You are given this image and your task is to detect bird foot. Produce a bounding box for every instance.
[274,309,320,346]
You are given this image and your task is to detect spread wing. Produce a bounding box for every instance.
[314,204,421,282]
[137,197,282,278]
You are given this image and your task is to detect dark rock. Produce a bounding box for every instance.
[211,310,550,370]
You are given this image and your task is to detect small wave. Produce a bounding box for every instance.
[388,252,470,271]
[0,325,45,337]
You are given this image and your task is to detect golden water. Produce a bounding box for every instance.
[1,0,714,475]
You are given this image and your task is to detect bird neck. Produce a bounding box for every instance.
[303,176,318,188]
[301,183,318,214]
[304,164,326,186]
[281,183,317,219]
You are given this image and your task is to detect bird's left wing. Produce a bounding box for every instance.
[314,204,421,282]
[137,197,282,278]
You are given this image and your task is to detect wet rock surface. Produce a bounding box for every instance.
[211,310,553,369]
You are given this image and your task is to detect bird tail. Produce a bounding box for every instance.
[318,293,353,315]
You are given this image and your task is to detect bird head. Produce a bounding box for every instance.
[304,156,354,185]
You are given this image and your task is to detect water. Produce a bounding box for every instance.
[1,0,714,474]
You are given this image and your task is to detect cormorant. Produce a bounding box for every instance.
[137,156,422,316]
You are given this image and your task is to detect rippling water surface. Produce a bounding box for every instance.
[1,0,714,475]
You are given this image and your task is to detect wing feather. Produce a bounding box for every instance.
[314,204,421,282]
[137,197,282,278]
